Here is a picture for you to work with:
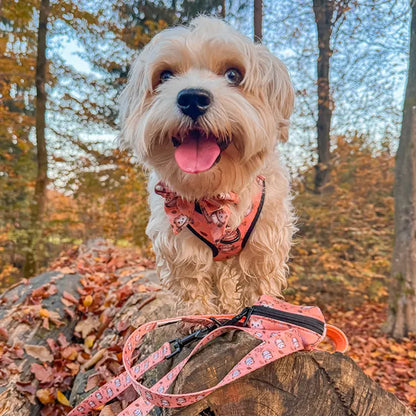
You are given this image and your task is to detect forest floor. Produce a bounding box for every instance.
[284,275,416,411]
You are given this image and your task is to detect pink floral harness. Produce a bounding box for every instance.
[154,176,265,260]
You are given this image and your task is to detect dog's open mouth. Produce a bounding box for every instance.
[172,129,230,174]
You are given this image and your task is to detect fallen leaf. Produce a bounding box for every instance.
[31,363,54,384]
[83,295,93,307]
[66,361,80,376]
[57,390,71,406]
[57,266,77,274]
[16,381,37,396]
[61,346,78,361]
[64,307,75,318]
[86,373,102,391]
[62,291,78,304]
[58,333,69,348]
[84,335,96,349]
[25,345,53,362]
[0,327,8,341]
[36,388,55,405]
[39,308,50,318]
[75,315,100,338]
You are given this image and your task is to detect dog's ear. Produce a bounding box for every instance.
[119,54,148,117]
[251,45,294,142]
[118,50,152,150]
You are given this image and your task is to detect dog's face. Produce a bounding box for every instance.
[119,17,293,199]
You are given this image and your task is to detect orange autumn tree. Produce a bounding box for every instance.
[0,0,38,286]
[59,145,149,248]
[290,135,394,307]
[0,0,108,281]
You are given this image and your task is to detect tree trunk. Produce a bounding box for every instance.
[0,270,82,415]
[220,0,225,18]
[253,0,262,42]
[313,0,334,192]
[168,349,413,416]
[386,2,416,339]
[23,0,50,277]
[0,240,160,416]
[0,242,412,416]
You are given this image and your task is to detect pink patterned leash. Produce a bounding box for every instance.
[68,297,348,416]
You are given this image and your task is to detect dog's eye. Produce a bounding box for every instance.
[159,70,174,84]
[224,68,243,85]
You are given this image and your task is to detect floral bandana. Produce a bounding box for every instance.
[154,176,265,261]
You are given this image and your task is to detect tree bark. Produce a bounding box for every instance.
[0,271,82,416]
[220,0,226,18]
[169,349,413,416]
[387,2,416,338]
[253,0,262,42]
[23,0,50,278]
[313,0,334,192]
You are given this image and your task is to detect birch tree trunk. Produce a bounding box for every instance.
[387,1,416,338]
[24,0,50,277]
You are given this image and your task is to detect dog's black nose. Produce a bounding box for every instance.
[177,88,212,120]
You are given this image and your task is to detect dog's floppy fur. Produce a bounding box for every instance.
[119,16,295,314]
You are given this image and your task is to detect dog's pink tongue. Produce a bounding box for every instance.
[175,133,220,174]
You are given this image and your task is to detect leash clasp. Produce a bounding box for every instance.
[221,306,253,327]
[166,307,254,359]
[166,327,211,359]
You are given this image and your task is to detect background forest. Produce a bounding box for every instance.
[2,0,416,413]
[0,0,407,285]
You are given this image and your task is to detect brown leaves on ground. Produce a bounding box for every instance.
[327,302,416,409]
[0,242,156,416]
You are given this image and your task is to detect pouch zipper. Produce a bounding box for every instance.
[250,305,325,335]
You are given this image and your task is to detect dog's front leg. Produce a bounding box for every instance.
[163,263,218,315]
[236,244,288,307]
[152,227,219,315]
[236,218,293,307]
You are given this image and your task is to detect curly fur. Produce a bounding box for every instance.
[119,16,296,314]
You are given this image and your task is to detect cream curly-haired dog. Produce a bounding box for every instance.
[119,16,295,314]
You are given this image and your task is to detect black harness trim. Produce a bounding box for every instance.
[241,177,265,249]
[186,178,266,259]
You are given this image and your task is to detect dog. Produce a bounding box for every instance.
[119,16,295,314]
